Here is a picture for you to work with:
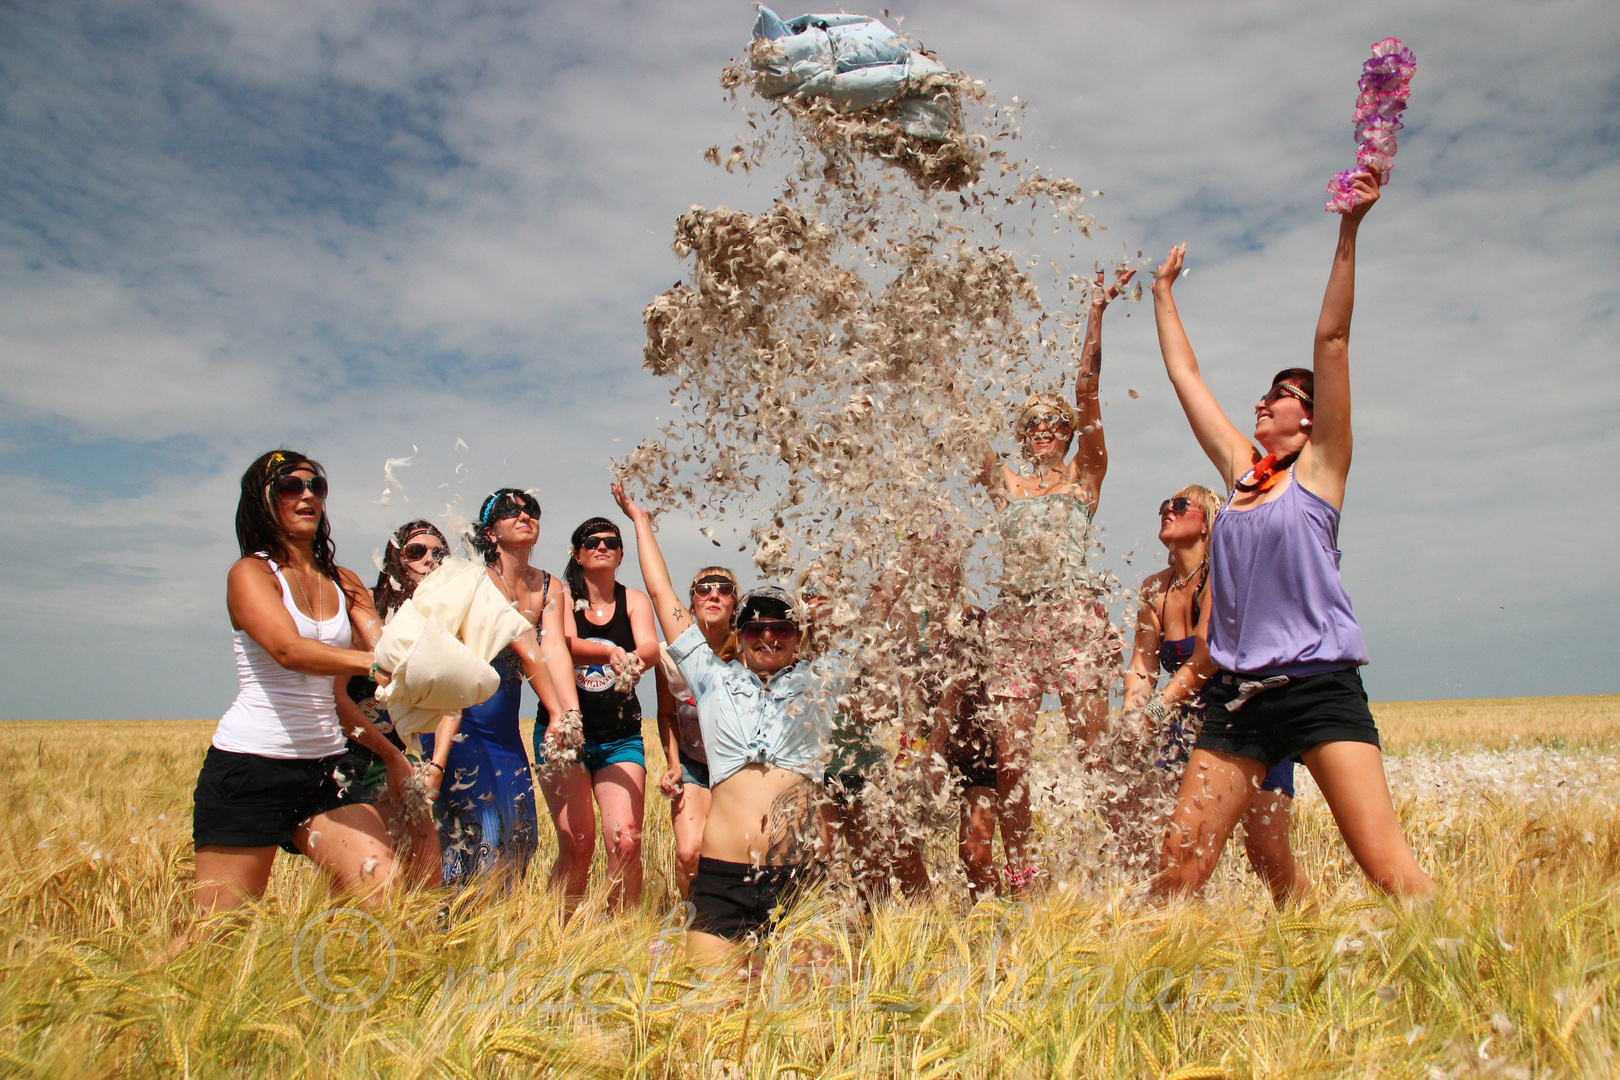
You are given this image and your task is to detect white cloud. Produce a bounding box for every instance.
[0,0,1615,717]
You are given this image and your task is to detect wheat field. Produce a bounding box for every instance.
[2,696,1617,1078]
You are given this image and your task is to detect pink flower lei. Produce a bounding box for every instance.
[1326,37,1417,214]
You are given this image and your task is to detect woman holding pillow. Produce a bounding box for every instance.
[418,488,581,886]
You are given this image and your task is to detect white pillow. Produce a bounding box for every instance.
[377,617,499,734]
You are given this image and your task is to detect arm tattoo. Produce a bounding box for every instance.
[1082,345,1102,380]
[763,781,821,864]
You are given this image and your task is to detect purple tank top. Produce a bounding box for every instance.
[1207,470,1369,676]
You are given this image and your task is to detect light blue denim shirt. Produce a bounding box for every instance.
[666,624,830,788]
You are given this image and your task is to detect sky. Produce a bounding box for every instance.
[0,0,1615,720]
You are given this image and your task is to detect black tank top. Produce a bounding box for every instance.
[550,581,643,741]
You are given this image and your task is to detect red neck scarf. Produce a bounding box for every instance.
[1234,451,1300,493]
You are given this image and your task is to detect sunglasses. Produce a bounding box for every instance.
[1022,412,1072,434]
[401,543,446,564]
[692,581,736,598]
[738,619,801,643]
[1159,497,1204,517]
[270,474,328,500]
[578,535,623,552]
[1261,383,1314,409]
[484,493,541,524]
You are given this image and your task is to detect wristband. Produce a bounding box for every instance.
[427,761,444,773]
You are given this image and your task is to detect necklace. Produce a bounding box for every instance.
[289,566,324,628]
[1168,558,1207,592]
[286,565,324,679]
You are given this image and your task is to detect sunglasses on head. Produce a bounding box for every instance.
[401,542,446,564]
[1261,383,1314,409]
[1022,412,1072,434]
[578,535,623,552]
[738,619,800,643]
[484,493,541,524]
[270,473,328,500]
[692,580,736,598]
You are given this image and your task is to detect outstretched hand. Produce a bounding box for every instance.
[1152,244,1186,296]
[1093,265,1137,308]
[610,479,650,526]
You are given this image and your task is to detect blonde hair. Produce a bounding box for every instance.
[688,565,739,661]
[1172,484,1222,531]
[1014,393,1076,436]
[688,565,738,594]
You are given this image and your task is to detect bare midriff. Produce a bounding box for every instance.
[701,763,817,865]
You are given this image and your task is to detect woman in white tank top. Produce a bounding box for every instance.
[188,450,426,929]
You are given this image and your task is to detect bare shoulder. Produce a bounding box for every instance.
[335,565,368,592]
[227,555,276,588]
[1141,568,1170,600]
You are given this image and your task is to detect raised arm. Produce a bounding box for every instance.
[1151,245,1256,491]
[1073,267,1135,506]
[932,353,1001,490]
[611,480,694,642]
[1301,169,1378,507]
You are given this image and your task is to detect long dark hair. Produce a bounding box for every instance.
[373,519,447,617]
[565,516,622,604]
[235,449,339,582]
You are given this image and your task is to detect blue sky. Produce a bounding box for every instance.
[1,0,1616,719]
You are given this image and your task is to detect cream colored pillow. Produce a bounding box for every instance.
[376,617,498,735]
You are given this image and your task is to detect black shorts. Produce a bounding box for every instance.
[192,746,372,854]
[951,759,998,792]
[687,857,824,941]
[1197,667,1379,768]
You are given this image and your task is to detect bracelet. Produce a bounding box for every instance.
[368,660,382,678]
[427,761,444,773]
[1143,698,1171,723]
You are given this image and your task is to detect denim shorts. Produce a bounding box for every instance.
[679,751,711,789]
[535,733,647,774]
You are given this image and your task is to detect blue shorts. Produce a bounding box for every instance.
[679,751,711,789]
[1260,760,1295,799]
[535,733,646,775]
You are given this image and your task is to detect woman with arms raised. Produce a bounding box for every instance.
[612,481,828,959]
[191,450,418,922]
[1147,169,1432,899]
[973,267,1133,895]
